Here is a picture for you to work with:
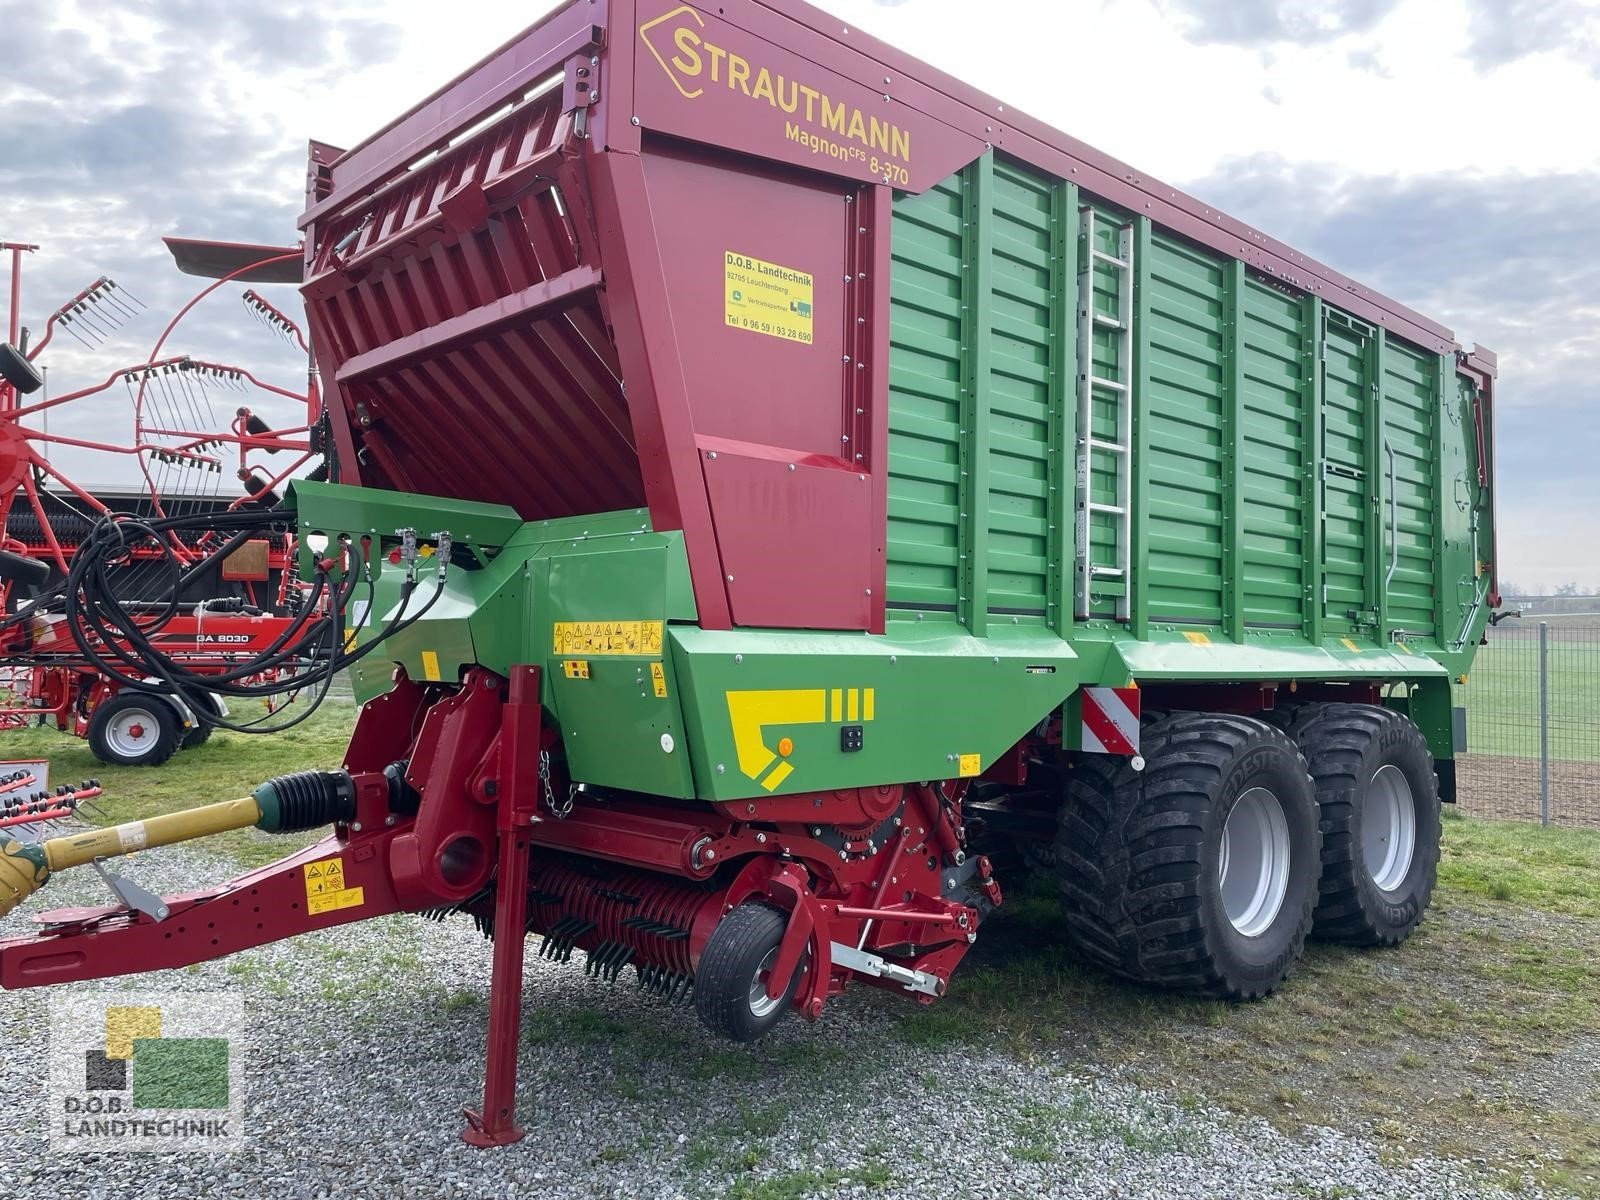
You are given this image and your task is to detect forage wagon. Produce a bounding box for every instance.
[0,0,1498,1145]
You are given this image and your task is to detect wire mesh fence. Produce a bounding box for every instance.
[1456,602,1600,826]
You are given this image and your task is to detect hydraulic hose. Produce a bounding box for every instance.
[45,505,450,736]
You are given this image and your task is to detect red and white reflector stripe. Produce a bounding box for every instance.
[1081,687,1140,756]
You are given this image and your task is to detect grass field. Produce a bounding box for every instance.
[1,698,355,865]
[5,695,1598,1193]
[1460,629,1600,763]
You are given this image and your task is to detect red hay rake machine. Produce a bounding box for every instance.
[0,238,326,763]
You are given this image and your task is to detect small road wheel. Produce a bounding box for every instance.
[1056,712,1322,1000]
[1291,703,1440,946]
[87,692,180,767]
[695,902,804,1042]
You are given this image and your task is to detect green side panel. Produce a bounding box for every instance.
[1239,279,1310,630]
[1320,316,1373,631]
[984,159,1057,623]
[541,535,698,798]
[888,155,1072,632]
[886,175,965,614]
[669,624,1077,802]
[1143,231,1225,625]
[1381,339,1438,638]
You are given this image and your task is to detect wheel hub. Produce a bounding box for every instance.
[1219,786,1291,937]
[0,418,28,494]
[107,709,159,757]
[747,947,783,1019]
[1362,764,1417,893]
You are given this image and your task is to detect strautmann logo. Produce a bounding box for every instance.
[639,5,913,169]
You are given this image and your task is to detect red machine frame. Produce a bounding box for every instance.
[0,610,303,735]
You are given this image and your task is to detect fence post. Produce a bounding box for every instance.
[1538,620,1550,826]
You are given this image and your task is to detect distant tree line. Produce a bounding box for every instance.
[1498,581,1600,614]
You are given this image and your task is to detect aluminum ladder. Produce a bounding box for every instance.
[1074,207,1135,620]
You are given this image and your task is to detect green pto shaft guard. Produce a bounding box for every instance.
[250,771,357,833]
[0,837,50,920]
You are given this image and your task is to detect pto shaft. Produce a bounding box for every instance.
[0,771,355,919]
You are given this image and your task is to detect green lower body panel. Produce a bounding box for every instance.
[1098,629,1449,684]
[298,480,1467,802]
[670,625,1077,803]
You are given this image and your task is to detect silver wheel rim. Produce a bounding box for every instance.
[105,707,161,758]
[747,947,783,1018]
[1219,786,1292,937]
[1363,764,1416,893]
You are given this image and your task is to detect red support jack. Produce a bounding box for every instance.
[461,664,542,1148]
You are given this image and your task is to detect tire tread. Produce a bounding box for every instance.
[1292,703,1440,945]
[1056,712,1320,1000]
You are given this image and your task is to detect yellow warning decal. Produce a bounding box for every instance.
[649,661,668,698]
[725,252,813,345]
[958,753,981,778]
[1340,638,1361,654]
[563,660,591,680]
[1182,631,1211,646]
[304,857,365,917]
[552,620,664,656]
[420,650,441,681]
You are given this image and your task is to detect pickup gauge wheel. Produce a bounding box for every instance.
[695,902,806,1042]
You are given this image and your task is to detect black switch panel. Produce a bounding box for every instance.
[840,725,864,752]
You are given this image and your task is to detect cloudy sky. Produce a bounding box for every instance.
[3,0,1596,589]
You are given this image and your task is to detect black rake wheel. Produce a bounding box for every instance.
[1055,711,1322,1000]
[694,902,805,1042]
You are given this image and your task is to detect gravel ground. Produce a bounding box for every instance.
[0,843,1556,1200]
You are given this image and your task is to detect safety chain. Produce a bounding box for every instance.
[538,749,574,820]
